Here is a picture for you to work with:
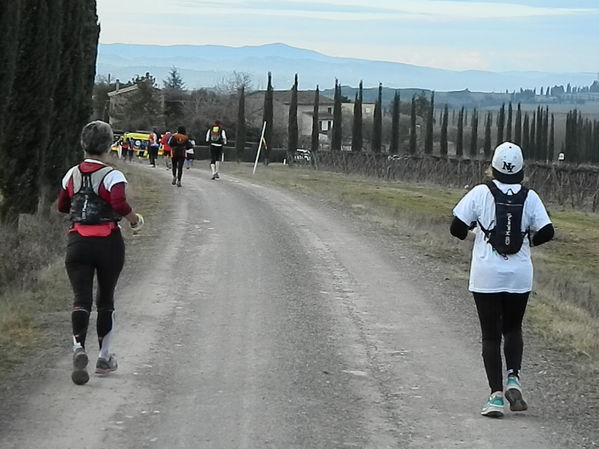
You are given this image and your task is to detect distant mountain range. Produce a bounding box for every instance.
[97,42,597,93]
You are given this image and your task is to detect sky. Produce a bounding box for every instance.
[96,0,599,73]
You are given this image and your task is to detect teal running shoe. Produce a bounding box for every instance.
[481,392,505,418]
[505,375,528,412]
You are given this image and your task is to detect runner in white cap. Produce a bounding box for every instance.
[450,142,554,417]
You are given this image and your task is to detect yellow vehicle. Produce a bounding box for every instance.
[111,132,153,157]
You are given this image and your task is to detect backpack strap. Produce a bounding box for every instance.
[72,165,114,195]
[478,181,530,246]
[476,181,499,239]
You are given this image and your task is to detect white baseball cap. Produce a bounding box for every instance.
[492,142,524,181]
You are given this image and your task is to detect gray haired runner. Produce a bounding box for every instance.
[58,120,144,385]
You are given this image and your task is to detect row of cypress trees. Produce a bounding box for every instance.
[0,1,99,222]
[239,73,598,165]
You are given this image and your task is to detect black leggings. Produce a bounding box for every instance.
[210,145,222,164]
[171,157,185,181]
[65,230,125,349]
[473,292,529,393]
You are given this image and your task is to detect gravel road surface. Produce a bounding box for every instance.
[0,165,593,448]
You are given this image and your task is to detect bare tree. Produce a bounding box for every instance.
[216,71,254,95]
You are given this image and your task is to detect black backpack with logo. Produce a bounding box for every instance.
[70,166,120,224]
[477,181,529,257]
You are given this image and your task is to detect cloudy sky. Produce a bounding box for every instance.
[97,0,599,73]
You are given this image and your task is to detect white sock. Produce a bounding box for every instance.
[215,161,220,173]
[210,163,216,174]
[98,312,115,360]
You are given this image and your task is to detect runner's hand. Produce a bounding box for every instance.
[131,213,144,233]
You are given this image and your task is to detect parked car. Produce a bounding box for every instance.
[294,149,312,162]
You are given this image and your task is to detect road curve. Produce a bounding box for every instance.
[0,164,573,448]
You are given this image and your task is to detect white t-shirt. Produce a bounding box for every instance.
[61,159,127,191]
[453,180,551,293]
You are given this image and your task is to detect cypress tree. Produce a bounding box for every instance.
[541,107,549,162]
[311,86,320,153]
[548,113,555,162]
[47,0,96,183]
[567,111,574,162]
[235,85,245,162]
[0,0,22,151]
[483,112,492,158]
[287,73,298,163]
[469,108,478,158]
[372,83,383,153]
[0,0,100,220]
[409,95,417,154]
[591,120,599,164]
[536,106,544,161]
[352,81,363,152]
[262,72,273,164]
[390,90,400,153]
[1,0,53,218]
[424,92,434,155]
[37,0,66,201]
[496,103,505,145]
[529,113,536,161]
[332,79,342,151]
[440,104,448,157]
[522,114,530,160]
[456,107,464,157]
[506,102,513,141]
[514,103,522,145]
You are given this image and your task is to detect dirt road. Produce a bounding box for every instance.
[0,165,588,448]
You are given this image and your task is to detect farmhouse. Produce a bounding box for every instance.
[246,90,336,139]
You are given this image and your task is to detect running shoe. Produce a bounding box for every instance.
[505,375,528,411]
[215,172,220,179]
[481,392,504,418]
[211,173,216,180]
[172,177,176,185]
[72,347,89,385]
[95,355,118,374]
[177,180,182,187]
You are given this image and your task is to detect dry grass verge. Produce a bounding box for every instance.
[0,160,164,384]
[227,162,599,368]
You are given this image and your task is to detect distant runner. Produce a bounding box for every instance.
[168,126,193,187]
[57,120,144,385]
[185,138,195,169]
[149,129,161,167]
[161,131,172,169]
[450,142,554,418]
[205,120,227,180]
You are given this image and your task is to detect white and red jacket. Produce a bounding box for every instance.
[58,159,131,237]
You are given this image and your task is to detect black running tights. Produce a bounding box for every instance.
[65,230,125,349]
[473,292,530,393]
[171,157,185,181]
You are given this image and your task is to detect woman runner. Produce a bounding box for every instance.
[58,120,143,385]
[450,142,554,417]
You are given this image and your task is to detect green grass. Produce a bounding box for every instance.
[227,162,599,365]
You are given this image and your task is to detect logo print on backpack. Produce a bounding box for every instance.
[477,181,529,257]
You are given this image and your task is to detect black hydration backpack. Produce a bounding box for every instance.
[70,166,119,225]
[478,181,529,257]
